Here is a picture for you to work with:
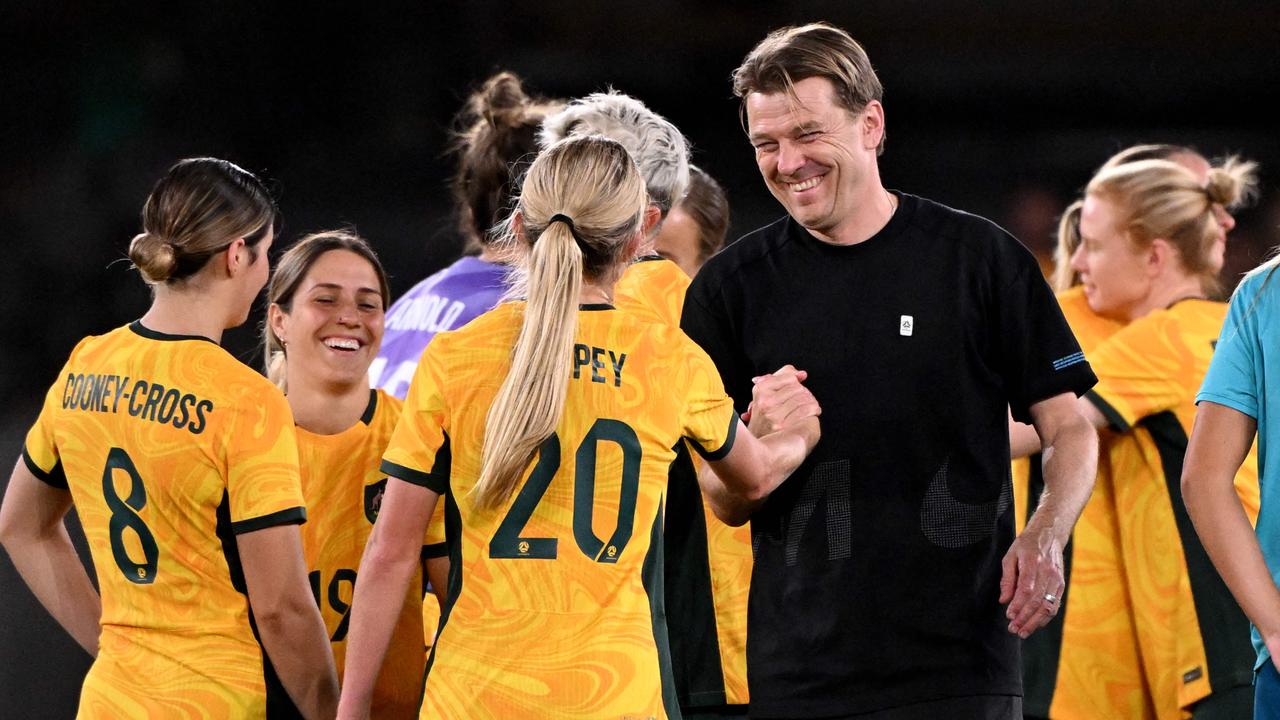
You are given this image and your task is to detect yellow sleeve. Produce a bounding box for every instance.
[226,383,307,533]
[381,337,451,495]
[678,337,738,461]
[22,362,74,489]
[1084,314,1186,431]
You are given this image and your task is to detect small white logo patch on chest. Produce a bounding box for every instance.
[900,315,914,336]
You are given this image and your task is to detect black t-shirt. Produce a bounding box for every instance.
[680,192,1097,718]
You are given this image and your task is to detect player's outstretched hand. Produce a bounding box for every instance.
[747,365,821,438]
[998,524,1065,639]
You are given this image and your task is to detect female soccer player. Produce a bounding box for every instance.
[652,164,731,279]
[1017,146,1202,720]
[264,230,423,718]
[1014,154,1259,719]
[336,135,821,720]
[0,157,338,718]
[1184,250,1280,719]
[369,69,563,660]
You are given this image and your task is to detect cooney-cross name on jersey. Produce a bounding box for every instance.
[61,372,213,434]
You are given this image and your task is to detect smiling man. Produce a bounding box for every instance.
[679,23,1101,719]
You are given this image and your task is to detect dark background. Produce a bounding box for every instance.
[2,2,1278,714]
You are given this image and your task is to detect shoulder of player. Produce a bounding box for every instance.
[623,255,689,285]
[216,356,290,405]
[61,324,131,364]
[1056,286,1108,323]
[653,324,711,364]
[1167,298,1229,333]
[439,300,517,339]
[414,301,519,372]
[1228,266,1279,315]
[372,388,404,426]
[1095,306,1189,358]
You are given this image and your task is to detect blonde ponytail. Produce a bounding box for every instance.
[473,135,647,510]
[476,223,583,508]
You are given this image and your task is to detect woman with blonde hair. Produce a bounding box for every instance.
[336,135,821,719]
[263,229,425,718]
[1014,153,1260,719]
[0,157,338,718]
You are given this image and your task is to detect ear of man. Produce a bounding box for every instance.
[860,101,885,149]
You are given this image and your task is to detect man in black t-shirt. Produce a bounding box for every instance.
[681,23,1101,719]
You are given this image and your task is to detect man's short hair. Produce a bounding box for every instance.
[733,22,886,154]
[540,90,690,216]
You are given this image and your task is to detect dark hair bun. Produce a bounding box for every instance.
[128,232,177,284]
[472,72,530,129]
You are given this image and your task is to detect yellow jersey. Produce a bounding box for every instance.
[615,253,752,708]
[22,321,306,718]
[295,388,422,719]
[1014,287,1151,719]
[613,255,690,328]
[609,249,747,702]
[382,302,737,719]
[1088,299,1259,717]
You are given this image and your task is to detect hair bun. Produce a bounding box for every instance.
[128,232,177,284]
[1206,157,1260,209]
[474,72,530,128]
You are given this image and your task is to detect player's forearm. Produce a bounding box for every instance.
[699,463,762,527]
[254,590,339,720]
[1026,415,1097,545]
[338,532,420,719]
[702,416,819,526]
[1183,405,1280,645]
[1185,472,1280,642]
[760,417,820,494]
[0,524,101,656]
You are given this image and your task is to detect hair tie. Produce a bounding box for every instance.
[545,213,582,243]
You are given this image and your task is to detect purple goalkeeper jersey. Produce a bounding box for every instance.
[370,256,509,399]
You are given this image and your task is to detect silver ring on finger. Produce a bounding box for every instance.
[1043,593,1057,604]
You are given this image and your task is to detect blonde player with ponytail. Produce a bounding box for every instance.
[337,135,821,720]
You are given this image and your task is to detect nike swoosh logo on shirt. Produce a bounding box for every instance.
[919,458,1012,548]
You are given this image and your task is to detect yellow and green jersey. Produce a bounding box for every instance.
[382,301,737,719]
[616,253,752,709]
[295,388,422,719]
[1088,299,1259,717]
[22,321,306,718]
[1014,287,1151,719]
